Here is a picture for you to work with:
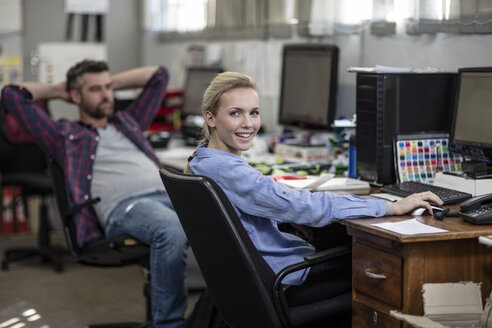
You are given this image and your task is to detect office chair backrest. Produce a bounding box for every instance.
[51,159,149,267]
[160,167,283,328]
[49,159,82,256]
[0,103,48,174]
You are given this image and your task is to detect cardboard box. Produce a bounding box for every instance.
[391,282,492,328]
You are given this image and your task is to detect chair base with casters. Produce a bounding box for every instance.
[1,173,66,272]
[79,236,153,328]
[160,167,352,328]
[50,160,153,328]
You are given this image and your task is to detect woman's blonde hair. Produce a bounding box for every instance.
[183,71,258,173]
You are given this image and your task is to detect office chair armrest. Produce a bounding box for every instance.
[66,197,101,217]
[273,245,350,290]
[303,246,350,266]
[272,245,350,327]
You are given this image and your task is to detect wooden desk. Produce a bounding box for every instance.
[341,213,492,327]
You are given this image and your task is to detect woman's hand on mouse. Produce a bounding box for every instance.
[393,191,443,216]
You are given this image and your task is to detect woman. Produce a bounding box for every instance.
[186,71,442,287]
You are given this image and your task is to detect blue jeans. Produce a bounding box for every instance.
[105,191,188,328]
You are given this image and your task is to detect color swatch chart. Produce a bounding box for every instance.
[395,137,463,184]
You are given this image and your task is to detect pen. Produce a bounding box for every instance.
[273,175,308,181]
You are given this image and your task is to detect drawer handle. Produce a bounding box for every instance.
[364,268,386,279]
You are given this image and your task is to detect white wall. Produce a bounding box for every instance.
[5,1,492,134]
[143,26,492,134]
[142,32,364,134]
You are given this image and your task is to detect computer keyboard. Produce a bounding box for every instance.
[380,181,472,205]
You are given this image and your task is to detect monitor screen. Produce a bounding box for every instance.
[181,67,223,117]
[278,44,339,131]
[450,68,492,163]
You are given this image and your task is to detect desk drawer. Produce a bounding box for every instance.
[353,300,402,328]
[353,242,402,308]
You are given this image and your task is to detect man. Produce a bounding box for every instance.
[1,60,188,328]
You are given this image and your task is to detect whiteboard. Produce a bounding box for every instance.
[38,42,107,83]
[38,42,107,120]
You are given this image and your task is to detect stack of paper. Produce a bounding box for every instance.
[277,175,371,194]
[423,282,483,327]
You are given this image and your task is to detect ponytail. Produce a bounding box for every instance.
[183,150,197,174]
[183,139,208,174]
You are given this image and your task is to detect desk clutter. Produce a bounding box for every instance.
[249,160,331,177]
[274,174,371,194]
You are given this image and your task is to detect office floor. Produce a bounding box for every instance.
[0,232,202,328]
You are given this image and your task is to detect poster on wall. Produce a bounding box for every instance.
[38,42,107,83]
[0,56,22,88]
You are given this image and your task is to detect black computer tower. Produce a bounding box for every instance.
[355,72,458,185]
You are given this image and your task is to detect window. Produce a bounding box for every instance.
[407,0,492,34]
[144,0,297,39]
[144,0,492,39]
[144,0,208,33]
[307,0,372,35]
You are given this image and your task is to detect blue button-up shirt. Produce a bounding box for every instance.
[190,144,386,285]
[1,67,168,247]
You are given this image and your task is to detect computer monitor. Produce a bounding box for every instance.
[278,44,339,133]
[450,67,492,175]
[181,67,223,117]
[180,67,223,145]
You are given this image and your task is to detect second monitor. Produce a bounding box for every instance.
[450,67,492,176]
[181,67,224,117]
[181,67,223,144]
[278,44,339,134]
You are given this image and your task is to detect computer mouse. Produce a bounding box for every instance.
[410,207,428,216]
[411,203,444,216]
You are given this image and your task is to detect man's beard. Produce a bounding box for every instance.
[82,100,114,119]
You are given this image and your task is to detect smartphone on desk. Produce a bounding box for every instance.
[458,193,492,224]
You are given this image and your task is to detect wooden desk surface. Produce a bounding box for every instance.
[341,209,492,327]
[341,210,492,243]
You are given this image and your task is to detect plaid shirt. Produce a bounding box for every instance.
[1,67,168,247]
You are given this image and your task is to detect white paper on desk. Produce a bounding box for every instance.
[374,64,412,73]
[371,193,403,202]
[278,176,369,192]
[277,175,333,190]
[372,219,448,235]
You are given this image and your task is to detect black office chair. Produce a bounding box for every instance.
[50,159,152,328]
[0,105,65,272]
[159,167,352,328]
